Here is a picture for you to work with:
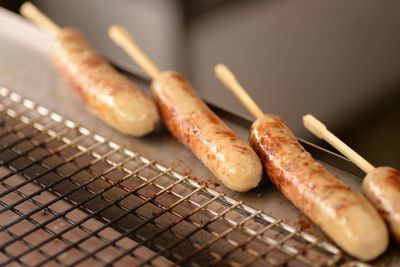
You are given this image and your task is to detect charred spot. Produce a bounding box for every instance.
[207,153,216,161]
[192,128,199,135]
[207,113,220,124]
[82,54,105,68]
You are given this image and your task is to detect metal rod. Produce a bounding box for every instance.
[0,138,106,203]
[0,130,88,183]
[0,183,109,266]
[45,175,190,266]
[1,161,165,265]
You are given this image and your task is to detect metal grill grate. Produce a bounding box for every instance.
[0,87,345,266]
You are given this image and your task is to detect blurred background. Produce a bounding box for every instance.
[1,0,400,167]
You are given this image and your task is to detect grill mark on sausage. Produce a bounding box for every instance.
[324,184,353,192]
[214,130,236,138]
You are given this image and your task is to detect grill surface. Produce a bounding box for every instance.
[0,87,356,266]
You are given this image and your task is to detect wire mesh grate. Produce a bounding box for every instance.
[0,87,345,266]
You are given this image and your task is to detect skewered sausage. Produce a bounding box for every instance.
[250,114,388,261]
[303,113,400,244]
[151,71,262,192]
[363,166,400,243]
[53,28,159,136]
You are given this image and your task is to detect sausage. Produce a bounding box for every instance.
[151,71,262,192]
[52,28,159,137]
[363,167,400,243]
[249,114,388,261]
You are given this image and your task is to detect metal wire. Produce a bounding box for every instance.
[0,87,348,267]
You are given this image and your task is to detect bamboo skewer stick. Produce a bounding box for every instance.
[214,64,265,120]
[108,25,161,79]
[303,114,375,173]
[20,2,60,36]
[214,64,376,174]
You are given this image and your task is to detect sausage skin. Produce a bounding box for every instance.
[363,167,400,243]
[250,114,388,260]
[151,71,262,192]
[52,28,159,137]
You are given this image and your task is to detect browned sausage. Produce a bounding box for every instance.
[363,166,400,243]
[250,114,388,260]
[151,71,262,192]
[52,28,159,136]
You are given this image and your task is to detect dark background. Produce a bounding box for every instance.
[1,0,399,168]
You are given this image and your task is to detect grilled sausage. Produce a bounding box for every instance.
[250,114,388,261]
[363,167,400,243]
[151,71,262,192]
[52,28,159,136]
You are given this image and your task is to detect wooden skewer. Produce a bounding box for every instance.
[215,64,375,173]
[108,25,161,79]
[214,64,265,120]
[20,2,60,36]
[303,114,375,173]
